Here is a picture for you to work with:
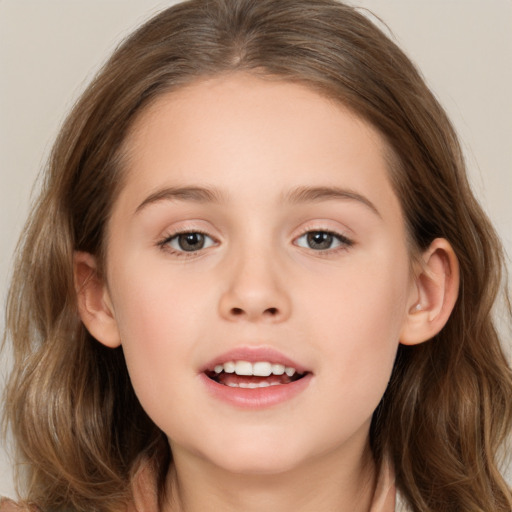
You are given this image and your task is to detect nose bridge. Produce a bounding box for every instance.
[219,235,291,322]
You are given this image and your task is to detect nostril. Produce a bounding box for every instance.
[229,307,279,317]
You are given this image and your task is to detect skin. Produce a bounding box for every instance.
[76,73,459,512]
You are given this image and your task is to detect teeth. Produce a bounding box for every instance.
[271,363,285,375]
[234,361,253,376]
[252,362,272,376]
[227,381,280,388]
[285,367,296,377]
[223,361,235,373]
[211,360,300,377]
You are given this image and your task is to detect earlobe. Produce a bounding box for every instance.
[400,238,460,346]
[74,251,121,348]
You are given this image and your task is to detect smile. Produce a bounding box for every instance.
[205,360,306,388]
[201,348,312,408]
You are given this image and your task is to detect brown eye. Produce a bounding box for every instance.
[178,233,206,251]
[295,230,352,251]
[165,232,216,252]
[306,232,334,250]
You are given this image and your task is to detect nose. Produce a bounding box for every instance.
[218,249,292,323]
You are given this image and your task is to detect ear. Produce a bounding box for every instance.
[400,238,460,345]
[74,251,121,348]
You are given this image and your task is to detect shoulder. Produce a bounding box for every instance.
[0,498,38,512]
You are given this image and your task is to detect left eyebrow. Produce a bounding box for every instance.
[283,186,382,218]
[134,185,225,214]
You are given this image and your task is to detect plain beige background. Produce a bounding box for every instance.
[1,0,511,498]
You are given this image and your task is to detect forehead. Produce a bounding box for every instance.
[115,72,400,221]
[128,73,382,145]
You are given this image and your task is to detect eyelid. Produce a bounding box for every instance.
[293,220,354,239]
[155,220,354,258]
[157,224,220,257]
[292,222,355,252]
[295,230,352,245]
[168,231,216,251]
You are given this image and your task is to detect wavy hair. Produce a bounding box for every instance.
[3,0,511,510]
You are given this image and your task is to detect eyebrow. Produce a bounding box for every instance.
[135,185,225,214]
[283,186,381,217]
[135,184,381,218]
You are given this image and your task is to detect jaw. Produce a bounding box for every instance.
[166,417,377,512]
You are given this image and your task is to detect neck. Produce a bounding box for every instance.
[163,441,377,512]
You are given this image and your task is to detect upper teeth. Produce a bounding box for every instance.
[213,361,298,377]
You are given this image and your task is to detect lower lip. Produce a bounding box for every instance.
[200,373,313,409]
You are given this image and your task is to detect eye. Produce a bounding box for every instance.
[163,232,216,252]
[295,230,352,251]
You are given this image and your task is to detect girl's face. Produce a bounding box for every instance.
[102,73,418,475]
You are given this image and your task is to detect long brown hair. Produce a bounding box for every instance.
[3,1,511,510]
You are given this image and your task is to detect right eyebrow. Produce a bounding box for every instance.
[134,185,225,215]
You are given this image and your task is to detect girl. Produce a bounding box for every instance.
[2,0,511,510]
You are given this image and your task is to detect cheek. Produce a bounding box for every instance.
[305,247,409,339]
[111,255,208,336]
[108,264,209,398]
[303,250,410,416]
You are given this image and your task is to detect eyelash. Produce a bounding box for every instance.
[294,229,354,255]
[157,229,217,258]
[157,228,354,258]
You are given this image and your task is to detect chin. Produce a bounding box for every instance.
[202,439,308,476]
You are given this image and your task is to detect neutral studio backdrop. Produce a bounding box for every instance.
[1,0,511,498]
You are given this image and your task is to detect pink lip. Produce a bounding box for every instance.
[199,372,313,409]
[199,346,312,409]
[200,346,309,374]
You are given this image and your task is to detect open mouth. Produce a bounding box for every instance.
[205,360,308,388]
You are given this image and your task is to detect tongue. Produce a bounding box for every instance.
[217,373,293,386]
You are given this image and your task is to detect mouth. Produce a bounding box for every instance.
[200,347,313,408]
[204,360,308,388]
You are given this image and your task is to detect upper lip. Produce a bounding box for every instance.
[201,346,310,374]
